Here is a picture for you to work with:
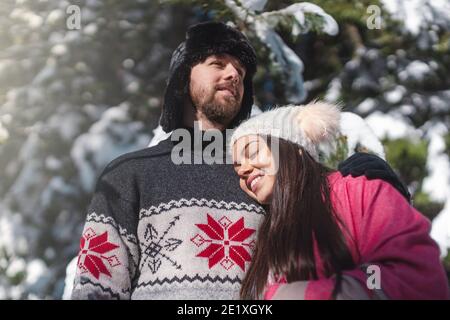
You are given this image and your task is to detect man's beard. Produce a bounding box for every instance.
[190,82,241,126]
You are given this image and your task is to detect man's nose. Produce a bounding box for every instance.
[223,63,240,83]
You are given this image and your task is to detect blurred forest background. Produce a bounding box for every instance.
[0,0,449,299]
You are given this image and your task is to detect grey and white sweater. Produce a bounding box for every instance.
[71,135,265,300]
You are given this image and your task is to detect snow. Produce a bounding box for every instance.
[240,0,267,12]
[48,107,86,142]
[355,98,377,114]
[64,30,82,43]
[32,64,57,84]
[46,9,64,25]
[223,1,338,104]
[25,260,47,286]
[384,86,406,104]
[382,0,450,34]
[45,156,63,171]
[82,103,107,120]
[126,81,140,94]
[397,104,416,117]
[277,3,339,36]
[0,208,32,258]
[147,97,160,109]
[0,60,14,79]
[148,125,171,147]
[251,104,263,116]
[430,91,450,113]
[1,114,12,125]
[10,8,44,29]
[340,112,386,159]
[71,103,151,192]
[431,201,450,258]
[62,256,78,300]
[0,121,9,142]
[224,0,249,21]
[8,134,46,216]
[6,258,26,279]
[8,286,24,300]
[363,115,450,257]
[51,44,68,56]
[422,123,450,202]
[324,78,341,102]
[365,111,421,140]
[83,23,98,36]
[399,60,432,82]
[254,20,306,103]
[123,59,135,69]
[0,210,17,257]
[260,2,339,36]
[41,177,78,208]
[425,124,450,257]
[352,75,379,93]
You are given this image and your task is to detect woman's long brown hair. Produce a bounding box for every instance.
[240,136,355,299]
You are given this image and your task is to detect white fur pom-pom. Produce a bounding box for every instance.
[296,101,341,144]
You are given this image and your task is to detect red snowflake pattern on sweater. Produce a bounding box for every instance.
[77,228,121,279]
[191,214,256,271]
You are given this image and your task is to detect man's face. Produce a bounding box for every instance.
[189,54,246,126]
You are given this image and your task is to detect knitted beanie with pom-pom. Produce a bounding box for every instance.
[230,101,341,161]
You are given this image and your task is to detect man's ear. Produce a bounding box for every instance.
[298,148,303,156]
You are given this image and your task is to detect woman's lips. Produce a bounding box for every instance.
[247,174,263,193]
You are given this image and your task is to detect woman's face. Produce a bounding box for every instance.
[232,135,277,204]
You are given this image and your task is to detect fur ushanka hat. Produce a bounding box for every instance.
[160,21,257,133]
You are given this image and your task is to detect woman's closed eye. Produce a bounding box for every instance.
[245,142,259,160]
[248,150,258,160]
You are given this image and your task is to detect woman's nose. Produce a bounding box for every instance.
[237,162,253,176]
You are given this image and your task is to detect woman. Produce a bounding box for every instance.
[230,101,449,300]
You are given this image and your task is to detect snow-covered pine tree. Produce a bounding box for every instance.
[0,0,191,298]
[308,0,450,267]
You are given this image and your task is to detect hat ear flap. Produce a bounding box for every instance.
[296,102,341,144]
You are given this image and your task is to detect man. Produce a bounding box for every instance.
[71,21,410,299]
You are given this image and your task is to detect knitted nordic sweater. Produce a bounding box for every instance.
[71,134,265,300]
